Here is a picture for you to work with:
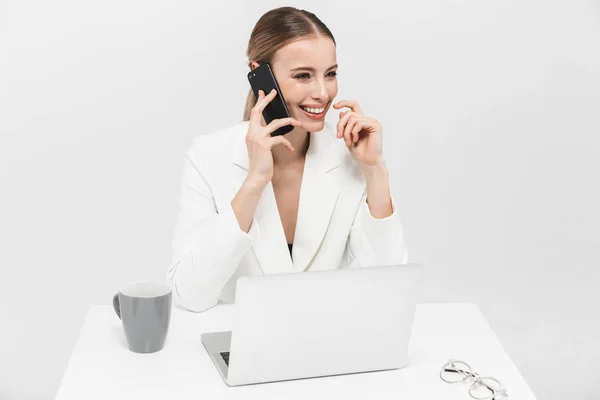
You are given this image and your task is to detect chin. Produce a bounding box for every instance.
[305,119,325,126]
[300,117,326,130]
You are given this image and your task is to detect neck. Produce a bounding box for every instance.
[271,126,310,167]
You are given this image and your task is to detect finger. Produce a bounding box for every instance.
[254,88,278,113]
[349,116,371,143]
[336,111,345,138]
[336,111,351,145]
[343,116,359,146]
[249,90,266,128]
[267,135,295,152]
[333,100,363,115]
[350,120,364,144]
[337,111,354,145]
[250,89,278,125]
[263,117,302,137]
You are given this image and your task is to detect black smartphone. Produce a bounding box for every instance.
[247,63,294,136]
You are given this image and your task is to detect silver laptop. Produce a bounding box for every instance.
[201,263,423,386]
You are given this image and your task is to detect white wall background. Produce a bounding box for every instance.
[1,0,599,398]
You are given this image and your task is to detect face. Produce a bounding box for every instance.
[252,35,338,133]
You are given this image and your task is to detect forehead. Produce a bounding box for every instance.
[272,35,337,69]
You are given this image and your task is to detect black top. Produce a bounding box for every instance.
[288,243,293,255]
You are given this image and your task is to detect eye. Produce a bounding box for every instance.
[295,71,338,80]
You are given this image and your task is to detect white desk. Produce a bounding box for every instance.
[55,303,537,399]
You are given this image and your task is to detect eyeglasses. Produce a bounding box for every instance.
[440,359,508,399]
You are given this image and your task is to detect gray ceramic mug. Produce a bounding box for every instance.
[112,281,172,354]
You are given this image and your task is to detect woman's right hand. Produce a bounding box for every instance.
[245,89,303,184]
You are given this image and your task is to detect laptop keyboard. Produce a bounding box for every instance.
[220,351,230,367]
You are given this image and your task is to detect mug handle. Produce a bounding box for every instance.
[112,293,121,320]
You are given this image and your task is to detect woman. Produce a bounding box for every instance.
[166,6,409,312]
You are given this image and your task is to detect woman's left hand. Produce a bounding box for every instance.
[333,100,384,167]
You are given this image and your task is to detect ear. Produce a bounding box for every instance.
[250,61,260,70]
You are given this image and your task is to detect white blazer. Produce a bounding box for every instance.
[166,120,409,312]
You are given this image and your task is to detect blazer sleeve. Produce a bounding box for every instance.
[347,192,409,268]
[166,139,260,312]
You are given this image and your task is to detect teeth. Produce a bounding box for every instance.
[301,106,324,114]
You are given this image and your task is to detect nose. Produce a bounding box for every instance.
[310,78,328,102]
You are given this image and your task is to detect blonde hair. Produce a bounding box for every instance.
[243,7,336,121]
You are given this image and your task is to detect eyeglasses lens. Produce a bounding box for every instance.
[440,361,472,383]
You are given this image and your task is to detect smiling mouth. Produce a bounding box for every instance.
[299,107,326,120]
[299,105,326,114]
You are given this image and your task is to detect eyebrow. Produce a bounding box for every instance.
[290,64,338,72]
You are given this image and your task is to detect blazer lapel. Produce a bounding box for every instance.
[231,122,341,275]
[291,126,340,272]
